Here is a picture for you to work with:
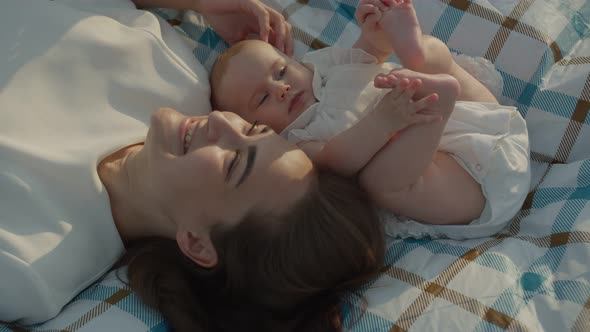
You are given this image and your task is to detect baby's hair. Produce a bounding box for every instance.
[210,40,253,110]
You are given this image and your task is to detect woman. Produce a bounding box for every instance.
[0,0,384,330]
[117,109,385,332]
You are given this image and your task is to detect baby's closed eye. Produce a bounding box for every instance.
[258,94,269,106]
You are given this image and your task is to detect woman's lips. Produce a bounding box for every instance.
[179,117,198,155]
[179,117,191,155]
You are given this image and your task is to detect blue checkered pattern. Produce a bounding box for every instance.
[3,0,589,331]
[0,269,167,332]
[157,1,590,330]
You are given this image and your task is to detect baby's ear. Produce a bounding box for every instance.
[176,230,218,268]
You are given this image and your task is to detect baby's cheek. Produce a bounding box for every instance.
[236,108,257,124]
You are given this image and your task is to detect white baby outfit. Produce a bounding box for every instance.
[281,47,531,240]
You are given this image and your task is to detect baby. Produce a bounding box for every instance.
[210,0,531,232]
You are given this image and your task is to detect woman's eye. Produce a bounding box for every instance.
[227,150,241,181]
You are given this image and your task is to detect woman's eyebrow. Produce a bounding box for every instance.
[236,145,257,188]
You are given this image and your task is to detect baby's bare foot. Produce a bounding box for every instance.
[389,69,460,114]
[381,0,425,70]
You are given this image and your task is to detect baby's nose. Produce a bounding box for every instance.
[276,84,290,100]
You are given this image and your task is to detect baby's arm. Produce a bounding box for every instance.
[352,0,394,63]
[303,76,440,176]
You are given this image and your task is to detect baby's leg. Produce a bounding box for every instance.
[379,0,424,69]
[380,0,497,103]
[378,151,486,225]
[359,69,485,225]
[414,36,498,103]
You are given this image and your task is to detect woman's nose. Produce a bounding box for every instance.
[273,82,290,100]
[206,111,240,142]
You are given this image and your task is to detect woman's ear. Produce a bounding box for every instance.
[176,230,218,268]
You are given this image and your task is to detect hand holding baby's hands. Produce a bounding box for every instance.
[373,71,441,127]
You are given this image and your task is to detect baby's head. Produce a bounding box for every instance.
[211,40,315,133]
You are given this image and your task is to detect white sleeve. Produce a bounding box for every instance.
[47,0,208,89]
[302,47,379,78]
[0,253,57,324]
[287,107,360,144]
[287,127,316,145]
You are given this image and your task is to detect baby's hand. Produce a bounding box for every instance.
[355,0,393,56]
[373,71,441,127]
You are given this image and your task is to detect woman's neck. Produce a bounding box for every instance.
[97,144,175,243]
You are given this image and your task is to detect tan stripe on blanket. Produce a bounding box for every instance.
[387,227,590,331]
[2,289,132,332]
[554,77,590,163]
[387,267,520,331]
[572,296,590,332]
[62,289,132,332]
[442,0,563,63]
[558,56,590,66]
[386,267,517,331]
[389,237,510,331]
[281,1,329,51]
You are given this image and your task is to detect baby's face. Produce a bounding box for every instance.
[216,40,315,133]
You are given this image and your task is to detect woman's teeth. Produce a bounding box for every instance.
[183,121,198,153]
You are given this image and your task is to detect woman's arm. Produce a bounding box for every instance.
[131,0,293,55]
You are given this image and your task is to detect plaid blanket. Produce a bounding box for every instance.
[3,0,589,331]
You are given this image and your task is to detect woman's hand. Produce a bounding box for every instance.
[195,0,293,55]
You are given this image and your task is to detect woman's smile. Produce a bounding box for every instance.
[181,117,201,154]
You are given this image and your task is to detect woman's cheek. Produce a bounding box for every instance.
[187,150,223,182]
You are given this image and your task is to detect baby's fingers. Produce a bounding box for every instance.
[413,92,439,110]
[401,78,422,99]
[412,93,442,123]
[374,73,399,88]
[412,113,443,124]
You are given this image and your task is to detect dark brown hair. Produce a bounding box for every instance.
[120,170,385,332]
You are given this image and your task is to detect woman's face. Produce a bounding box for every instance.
[140,108,314,231]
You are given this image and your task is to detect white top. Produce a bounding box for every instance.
[281,47,397,143]
[383,101,531,239]
[281,47,531,239]
[280,48,508,147]
[0,0,210,324]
